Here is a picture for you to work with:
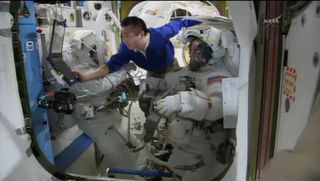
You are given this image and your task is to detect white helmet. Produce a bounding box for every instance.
[179,24,240,76]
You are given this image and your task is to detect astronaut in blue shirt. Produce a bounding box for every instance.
[73,16,201,82]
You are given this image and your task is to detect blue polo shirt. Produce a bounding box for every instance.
[106,19,201,73]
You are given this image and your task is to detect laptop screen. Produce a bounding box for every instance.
[49,19,65,55]
[47,19,78,85]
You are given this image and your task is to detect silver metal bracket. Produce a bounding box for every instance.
[16,126,27,136]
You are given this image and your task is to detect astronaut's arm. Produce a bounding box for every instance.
[73,64,110,83]
[155,18,201,40]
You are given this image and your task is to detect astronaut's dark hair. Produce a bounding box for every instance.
[121,16,148,35]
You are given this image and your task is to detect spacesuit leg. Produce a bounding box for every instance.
[162,117,235,181]
[76,108,137,172]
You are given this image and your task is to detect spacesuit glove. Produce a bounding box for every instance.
[154,94,182,117]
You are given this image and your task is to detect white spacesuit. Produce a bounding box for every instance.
[50,30,142,177]
[139,23,240,180]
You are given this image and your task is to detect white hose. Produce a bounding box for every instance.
[95,7,121,64]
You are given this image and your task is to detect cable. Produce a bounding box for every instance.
[145,143,183,177]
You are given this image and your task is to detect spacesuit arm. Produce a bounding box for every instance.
[155,18,201,40]
[99,66,129,90]
[155,88,221,121]
[71,63,136,99]
[178,88,210,121]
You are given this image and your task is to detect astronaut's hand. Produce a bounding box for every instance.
[154,94,181,117]
[123,63,137,72]
[72,70,86,83]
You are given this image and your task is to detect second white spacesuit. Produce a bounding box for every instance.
[51,30,142,178]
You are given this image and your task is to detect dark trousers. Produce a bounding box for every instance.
[146,57,179,78]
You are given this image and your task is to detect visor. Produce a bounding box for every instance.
[182,36,213,71]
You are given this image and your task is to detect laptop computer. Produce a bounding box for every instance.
[47,19,78,85]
